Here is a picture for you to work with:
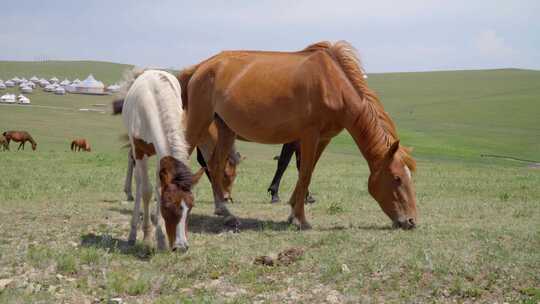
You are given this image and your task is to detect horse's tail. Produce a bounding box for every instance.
[111,67,146,115]
[70,140,75,151]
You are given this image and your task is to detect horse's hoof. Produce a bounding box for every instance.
[127,239,136,246]
[224,216,241,232]
[305,195,316,204]
[291,217,312,230]
[126,195,134,202]
[271,195,280,204]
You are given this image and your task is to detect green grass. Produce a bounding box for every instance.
[0,62,539,303]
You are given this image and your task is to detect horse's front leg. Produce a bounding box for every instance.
[288,134,319,230]
[153,169,167,251]
[137,158,153,246]
[18,142,23,150]
[208,118,239,227]
[128,159,143,245]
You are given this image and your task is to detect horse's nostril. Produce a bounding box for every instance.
[408,218,416,228]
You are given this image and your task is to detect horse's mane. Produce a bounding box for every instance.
[306,41,416,171]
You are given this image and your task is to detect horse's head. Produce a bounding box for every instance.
[368,141,417,229]
[86,143,92,152]
[222,151,243,201]
[159,156,203,251]
[31,142,37,151]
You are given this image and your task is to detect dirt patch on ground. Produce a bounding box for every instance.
[527,163,540,169]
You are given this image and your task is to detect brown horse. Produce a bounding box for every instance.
[179,40,417,230]
[71,138,91,152]
[0,135,8,151]
[3,131,37,151]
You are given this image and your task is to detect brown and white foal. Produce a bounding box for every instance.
[119,69,202,251]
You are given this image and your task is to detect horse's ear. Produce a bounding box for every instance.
[159,157,175,185]
[191,167,205,186]
[387,140,400,157]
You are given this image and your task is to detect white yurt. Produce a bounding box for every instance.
[1,93,16,103]
[74,74,105,94]
[54,87,66,95]
[18,94,31,104]
[106,84,121,93]
[12,77,21,84]
[44,84,56,92]
[72,78,81,84]
[27,82,36,88]
[39,80,50,87]
[60,78,71,86]
[30,76,39,83]
[5,80,15,87]
[21,77,28,83]
[21,86,33,94]
[0,83,6,90]
[49,77,59,83]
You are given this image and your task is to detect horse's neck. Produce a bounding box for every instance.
[27,136,36,145]
[343,91,388,172]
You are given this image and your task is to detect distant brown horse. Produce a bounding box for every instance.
[3,131,37,151]
[179,40,417,230]
[71,138,91,152]
[0,135,8,151]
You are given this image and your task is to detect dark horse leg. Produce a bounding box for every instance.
[268,141,316,204]
[267,142,296,203]
[18,141,24,151]
[196,147,212,184]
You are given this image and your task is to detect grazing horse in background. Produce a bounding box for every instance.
[0,135,8,151]
[71,138,91,152]
[179,40,417,230]
[115,69,203,251]
[268,141,315,204]
[3,131,37,151]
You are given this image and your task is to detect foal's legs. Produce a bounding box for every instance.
[153,169,167,250]
[288,134,319,229]
[135,158,153,245]
[124,151,135,201]
[128,160,143,245]
[267,143,296,203]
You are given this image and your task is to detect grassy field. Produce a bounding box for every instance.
[0,62,539,303]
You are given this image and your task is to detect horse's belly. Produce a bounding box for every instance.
[216,100,305,144]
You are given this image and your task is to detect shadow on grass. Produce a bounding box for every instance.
[108,206,132,216]
[189,213,291,234]
[80,233,153,260]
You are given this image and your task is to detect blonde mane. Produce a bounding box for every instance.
[307,40,416,171]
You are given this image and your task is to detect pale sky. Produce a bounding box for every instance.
[1,0,538,72]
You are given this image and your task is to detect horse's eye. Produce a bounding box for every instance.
[394,176,402,184]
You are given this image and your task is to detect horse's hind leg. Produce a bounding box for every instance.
[124,151,135,201]
[268,143,296,204]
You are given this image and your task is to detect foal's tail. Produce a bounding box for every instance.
[70,141,75,151]
[111,67,146,115]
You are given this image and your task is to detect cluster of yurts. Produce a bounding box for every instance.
[0,75,121,105]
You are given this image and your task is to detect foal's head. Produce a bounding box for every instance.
[368,141,417,229]
[31,142,37,151]
[159,156,203,251]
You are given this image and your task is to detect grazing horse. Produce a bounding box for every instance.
[117,69,203,251]
[71,138,91,152]
[179,40,417,230]
[268,141,315,204]
[123,145,241,202]
[3,131,37,151]
[0,135,8,151]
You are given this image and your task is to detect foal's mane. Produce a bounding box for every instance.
[304,41,416,171]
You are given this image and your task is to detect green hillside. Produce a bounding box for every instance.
[1,62,539,164]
